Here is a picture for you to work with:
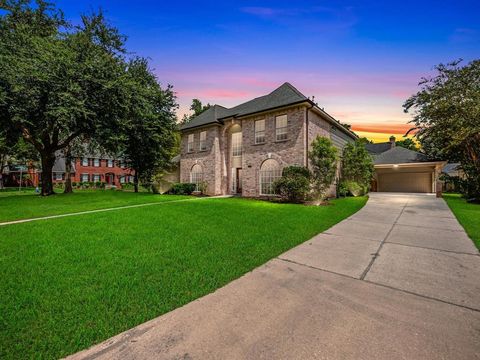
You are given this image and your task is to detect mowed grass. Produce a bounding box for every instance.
[444,193,480,249]
[0,190,189,222]
[0,196,366,359]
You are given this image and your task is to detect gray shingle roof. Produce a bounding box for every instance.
[180,83,308,131]
[373,146,430,165]
[365,142,393,154]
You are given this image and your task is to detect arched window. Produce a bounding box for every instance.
[190,164,203,191]
[259,159,281,195]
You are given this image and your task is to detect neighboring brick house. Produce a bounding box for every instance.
[2,154,134,188]
[51,155,134,186]
[179,82,357,197]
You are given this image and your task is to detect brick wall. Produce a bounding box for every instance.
[179,104,355,197]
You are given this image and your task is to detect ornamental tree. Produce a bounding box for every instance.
[341,139,374,191]
[308,136,338,200]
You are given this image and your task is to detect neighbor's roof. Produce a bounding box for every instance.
[365,142,393,155]
[442,163,461,174]
[181,82,355,139]
[52,156,76,173]
[373,146,432,165]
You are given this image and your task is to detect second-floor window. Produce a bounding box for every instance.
[275,115,288,141]
[199,131,207,151]
[107,159,114,168]
[187,134,194,152]
[255,119,265,144]
[232,132,242,157]
[82,157,88,166]
[93,158,100,167]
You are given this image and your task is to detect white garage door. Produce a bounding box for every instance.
[378,172,432,193]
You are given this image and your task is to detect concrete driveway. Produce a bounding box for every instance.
[67,193,480,360]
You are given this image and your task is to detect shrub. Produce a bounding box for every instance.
[197,181,208,194]
[273,166,312,203]
[309,136,338,200]
[341,140,374,192]
[95,181,102,188]
[72,182,77,187]
[339,180,365,197]
[167,183,196,195]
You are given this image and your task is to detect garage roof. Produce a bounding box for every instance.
[373,146,430,165]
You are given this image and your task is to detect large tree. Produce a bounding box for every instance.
[116,58,178,193]
[180,99,211,125]
[0,0,127,195]
[404,59,480,201]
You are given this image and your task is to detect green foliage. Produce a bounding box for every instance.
[341,139,374,191]
[167,183,196,195]
[338,180,365,197]
[308,136,338,199]
[111,57,178,193]
[395,138,419,151]
[180,99,212,125]
[273,165,312,203]
[0,195,366,358]
[0,1,129,195]
[404,59,480,201]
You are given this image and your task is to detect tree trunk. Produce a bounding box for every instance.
[134,170,139,193]
[64,146,73,194]
[40,152,55,196]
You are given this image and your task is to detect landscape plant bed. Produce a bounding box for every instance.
[0,196,366,359]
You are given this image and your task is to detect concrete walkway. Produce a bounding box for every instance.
[67,193,480,360]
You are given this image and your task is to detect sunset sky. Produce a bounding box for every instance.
[59,0,479,142]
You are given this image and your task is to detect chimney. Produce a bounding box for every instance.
[389,136,396,149]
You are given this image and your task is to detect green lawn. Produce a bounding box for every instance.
[0,190,189,222]
[444,193,480,249]
[0,195,366,359]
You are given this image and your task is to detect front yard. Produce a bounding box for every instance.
[0,190,188,222]
[444,193,480,249]
[0,193,366,359]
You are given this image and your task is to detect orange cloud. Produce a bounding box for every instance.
[351,123,415,135]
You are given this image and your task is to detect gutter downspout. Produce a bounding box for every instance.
[305,103,315,169]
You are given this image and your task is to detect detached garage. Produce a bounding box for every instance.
[369,142,445,194]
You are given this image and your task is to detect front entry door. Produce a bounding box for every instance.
[236,168,242,194]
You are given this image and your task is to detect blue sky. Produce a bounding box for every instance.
[58,0,480,141]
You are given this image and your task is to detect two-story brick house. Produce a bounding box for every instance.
[180,83,357,197]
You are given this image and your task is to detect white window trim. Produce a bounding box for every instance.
[187,134,194,153]
[275,115,288,141]
[231,132,242,157]
[259,160,282,196]
[190,164,203,191]
[255,119,265,144]
[199,131,207,151]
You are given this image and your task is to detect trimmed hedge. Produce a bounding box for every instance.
[166,183,196,195]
